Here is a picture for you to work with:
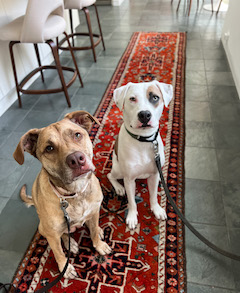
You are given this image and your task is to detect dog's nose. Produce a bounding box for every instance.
[138,110,152,124]
[66,152,86,169]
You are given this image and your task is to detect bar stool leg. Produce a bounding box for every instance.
[34,44,45,83]
[94,4,105,51]
[48,40,71,107]
[188,0,192,15]
[177,0,182,12]
[83,7,97,62]
[63,32,84,88]
[217,0,223,14]
[69,9,75,47]
[9,41,22,108]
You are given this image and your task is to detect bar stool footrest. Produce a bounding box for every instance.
[19,65,77,95]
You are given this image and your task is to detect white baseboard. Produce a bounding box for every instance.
[0,53,54,117]
[111,0,125,6]
[222,39,240,100]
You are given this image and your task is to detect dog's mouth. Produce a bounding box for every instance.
[130,123,153,129]
[139,123,152,128]
[71,166,95,180]
[72,169,93,181]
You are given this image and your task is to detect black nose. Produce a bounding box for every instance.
[138,110,152,124]
[66,152,86,169]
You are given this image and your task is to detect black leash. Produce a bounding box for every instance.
[34,199,72,293]
[152,140,240,262]
[0,200,71,293]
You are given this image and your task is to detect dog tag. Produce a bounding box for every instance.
[60,199,70,222]
[60,199,69,210]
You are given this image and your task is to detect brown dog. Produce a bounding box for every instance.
[13,111,111,279]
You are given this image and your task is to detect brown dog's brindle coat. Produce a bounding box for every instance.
[13,111,111,279]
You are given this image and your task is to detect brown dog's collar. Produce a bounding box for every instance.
[49,179,89,200]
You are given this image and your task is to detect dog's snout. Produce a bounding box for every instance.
[138,110,152,124]
[66,152,86,169]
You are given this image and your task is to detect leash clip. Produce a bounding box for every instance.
[60,198,70,221]
[153,140,160,160]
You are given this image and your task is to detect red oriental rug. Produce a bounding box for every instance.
[11,32,186,293]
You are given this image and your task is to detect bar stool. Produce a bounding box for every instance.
[0,0,83,108]
[59,0,105,62]
[172,0,214,16]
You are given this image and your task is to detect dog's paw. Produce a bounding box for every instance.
[95,240,112,255]
[59,263,78,279]
[126,210,138,230]
[63,263,78,279]
[151,204,167,221]
[62,236,79,254]
[115,184,126,196]
[107,174,125,196]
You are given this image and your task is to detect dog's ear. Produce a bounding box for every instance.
[65,111,100,132]
[113,82,132,110]
[153,80,173,107]
[13,129,40,165]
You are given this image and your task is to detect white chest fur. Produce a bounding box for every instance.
[118,125,165,180]
[67,198,101,226]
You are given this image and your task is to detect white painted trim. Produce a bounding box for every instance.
[222,40,240,99]
[0,53,54,117]
[111,0,125,6]
[221,0,240,100]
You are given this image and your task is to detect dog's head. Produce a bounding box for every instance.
[13,111,100,186]
[113,80,173,135]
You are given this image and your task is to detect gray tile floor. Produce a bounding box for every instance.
[0,0,240,292]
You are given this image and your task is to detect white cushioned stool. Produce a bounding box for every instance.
[0,0,83,108]
[60,0,105,62]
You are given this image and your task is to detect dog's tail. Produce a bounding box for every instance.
[20,184,34,207]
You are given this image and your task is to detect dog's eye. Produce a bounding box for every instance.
[129,97,136,102]
[75,132,81,139]
[46,145,54,152]
[149,93,160,104]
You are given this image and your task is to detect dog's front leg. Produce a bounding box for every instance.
[46,234,78,279]
[147,173,167,221]
[86,213,112,255]
[124,178,138,229]
[62,233,79,255]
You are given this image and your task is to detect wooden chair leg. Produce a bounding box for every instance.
[34,44,44,83]
[47,40,71,107]
[9,41,22,108]
[211,0,214,12]
[63,32,84,88]
[69,9,75,47]
[94,4,105,51]
[83,7,97,62]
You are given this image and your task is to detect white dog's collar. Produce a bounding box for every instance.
[125,126,159,142]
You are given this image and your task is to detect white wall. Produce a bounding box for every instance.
[0,0,80,117]
[221,0,240,98]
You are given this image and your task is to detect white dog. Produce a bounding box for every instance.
[107,80,173,229]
